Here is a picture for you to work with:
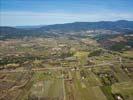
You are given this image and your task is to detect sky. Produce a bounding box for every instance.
[0,0,133,26]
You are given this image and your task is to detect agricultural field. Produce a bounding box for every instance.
[1,0,133,99]
[0,36,133,100]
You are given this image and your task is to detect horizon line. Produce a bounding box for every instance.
[0,19,132,27]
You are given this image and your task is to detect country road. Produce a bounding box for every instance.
[0,61,132,73]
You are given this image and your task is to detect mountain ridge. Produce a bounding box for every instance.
[0,20,133,39]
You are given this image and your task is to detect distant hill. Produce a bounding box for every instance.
[38,20,133,32]
[15,25,46,29]
[0,20,133,39]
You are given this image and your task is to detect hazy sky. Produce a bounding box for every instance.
[0,0,133,26]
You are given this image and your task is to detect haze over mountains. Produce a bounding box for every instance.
[0,20,133,39]
[15,25,46,29]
